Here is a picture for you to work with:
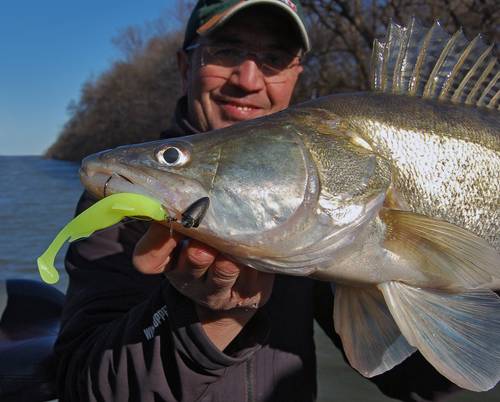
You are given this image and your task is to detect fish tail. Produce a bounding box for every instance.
[371,17,499,110]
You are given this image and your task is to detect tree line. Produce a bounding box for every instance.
[45,0,498,161]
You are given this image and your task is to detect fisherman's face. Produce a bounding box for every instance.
[179,8,304,131]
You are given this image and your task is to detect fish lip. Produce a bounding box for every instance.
[103,173,134,197]
[79,168,108,199]
[81,165,206,224]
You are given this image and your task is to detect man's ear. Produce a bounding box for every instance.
[177,49,189,93]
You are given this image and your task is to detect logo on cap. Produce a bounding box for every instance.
[277,0,297,12]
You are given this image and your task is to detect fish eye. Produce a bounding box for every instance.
[157,146,189,167]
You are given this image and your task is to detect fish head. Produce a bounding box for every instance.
[79,116,320,251]
[80,138,212,224]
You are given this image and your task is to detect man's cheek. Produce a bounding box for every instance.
[270,87,295,110]
[198,74,227,92]
[199,97,224,131]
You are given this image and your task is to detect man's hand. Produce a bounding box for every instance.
[133,222,274,350]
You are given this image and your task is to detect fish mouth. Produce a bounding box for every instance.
[81,169,211,229]
[102,173,134,197]
[79,154,210,227]
[79,168,138,199]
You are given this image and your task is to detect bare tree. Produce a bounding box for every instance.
[295,0,499,100]
[45,2,191,161]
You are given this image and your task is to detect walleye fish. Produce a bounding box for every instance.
[80,18,500,392]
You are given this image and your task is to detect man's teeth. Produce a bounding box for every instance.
[235,105,254,111]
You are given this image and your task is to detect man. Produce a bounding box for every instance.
[55,1,456,401]
[133,1,307,353]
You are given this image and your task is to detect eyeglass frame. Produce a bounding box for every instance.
[184,42,303,82]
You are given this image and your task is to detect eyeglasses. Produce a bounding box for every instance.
[185,43,302,83]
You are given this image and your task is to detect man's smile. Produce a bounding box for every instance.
[216,98,265,120]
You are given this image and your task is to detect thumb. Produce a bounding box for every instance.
[133,223,183,274]
[207,258,241,291]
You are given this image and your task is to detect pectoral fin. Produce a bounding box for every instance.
[379,281,500,391]
[380,208,500,288]
[334,284,416,377]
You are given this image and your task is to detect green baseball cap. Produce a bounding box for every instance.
[183,0,310,52]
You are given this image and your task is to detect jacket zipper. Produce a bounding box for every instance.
[245,358,255,402]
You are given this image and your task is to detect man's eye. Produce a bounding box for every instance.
[212,48,240,59]
[263,52,292,69]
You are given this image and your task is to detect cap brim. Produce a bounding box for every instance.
[197,0,310,52]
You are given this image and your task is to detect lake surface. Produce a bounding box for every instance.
[0,155,81,292]
[0,156,496,401]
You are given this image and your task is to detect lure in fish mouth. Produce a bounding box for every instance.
[79,18,500,392]
[179,197,210,228]
[80,144,214,230]
[80,161,210,229]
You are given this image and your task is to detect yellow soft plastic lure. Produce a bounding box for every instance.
[37,193,167,284]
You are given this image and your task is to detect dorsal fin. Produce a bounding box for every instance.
[371,17,499,110]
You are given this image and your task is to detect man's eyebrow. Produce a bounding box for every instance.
[207,37,293,52]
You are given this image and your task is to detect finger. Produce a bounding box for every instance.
[174,239,218,280]
[133,223,183,274]
[206,256,241,292]
[234,268,275,307]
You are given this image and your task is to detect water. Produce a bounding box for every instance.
[0,156,497,401]
[0,156,81,292]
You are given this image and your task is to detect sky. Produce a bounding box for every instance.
[0,0,180,155]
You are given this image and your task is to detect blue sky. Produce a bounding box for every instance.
[0,0,180,155]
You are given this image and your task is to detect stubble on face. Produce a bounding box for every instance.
[183,8,304,132]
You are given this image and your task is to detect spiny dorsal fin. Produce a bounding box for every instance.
[371,17,499,110]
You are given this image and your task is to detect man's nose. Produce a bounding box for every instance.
[229,59,265,92]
